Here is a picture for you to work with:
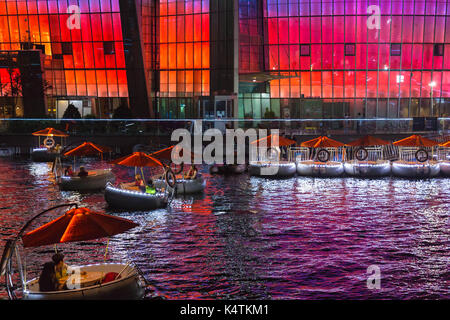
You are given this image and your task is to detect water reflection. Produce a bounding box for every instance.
[0,157,449,299]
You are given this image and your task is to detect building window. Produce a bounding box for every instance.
[52,54,63,60]
[61,42,73,55]
[390,43,401,56]
[103,41,115,55]
[434,44,444,56]
[300,44,310,56]
[345,44,355,56]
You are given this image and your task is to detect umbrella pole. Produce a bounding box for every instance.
[140,167,147,187]
[104,238,109,262]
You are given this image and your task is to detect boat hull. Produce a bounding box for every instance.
[58,169,115,191]
[438,161,450,176]
[31,148,58,162]
[154,176,206,194]
[248,161,297,177]
[210,164,246,175]
[297,161,344,177]
[344,160,391,177]
[104,184,167,211]
[392,161,440,178]
[23,263,145,300]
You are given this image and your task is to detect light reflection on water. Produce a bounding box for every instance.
[0,157,449,299]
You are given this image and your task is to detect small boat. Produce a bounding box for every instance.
[297,160,344,177]
[58,169,115,191]
[31,128,68,162]
[0,204,147,300]
[249,134,297,178]
[438,140,450,176]
[105,182,169,211]
[296,136,346,177]
[23,262,145,300]
[106,152,171,210]
[391,160,440,178]
[391,135,440,178]
[148,146,206,193]
[344,136,392,177]
[154,175,206,195]
[58,142,115,191]
[248,161,297,177]
[344,160,391,177]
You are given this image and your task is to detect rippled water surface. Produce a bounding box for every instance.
[0,157,449,299]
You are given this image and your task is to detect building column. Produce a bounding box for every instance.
[118,0,153,118]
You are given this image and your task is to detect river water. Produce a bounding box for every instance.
[0,157,449,299]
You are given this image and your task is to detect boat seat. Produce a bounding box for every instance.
[102,272,120,284]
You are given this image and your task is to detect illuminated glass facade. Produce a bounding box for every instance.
[239,0,450,119]
[0,0,449,119]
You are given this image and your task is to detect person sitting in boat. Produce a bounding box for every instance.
[134,175,146,192]
[78,166,88,177]
[134,175,143,186]
[39,262,62,292]
[184,165,198,180]
[52,253,68,283]
[64,165,74,176]
[145,179,156,194]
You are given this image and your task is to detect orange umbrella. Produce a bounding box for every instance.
[300,136,345,148]
[64,142,112,157]
[32,127,69,137]
[250,134,296,148]
[149,145,200,163]
[440,140,450,147]
[21,207,138,247]
[346,135,391,147]
[109,152,162,167]
[393,135,439,147]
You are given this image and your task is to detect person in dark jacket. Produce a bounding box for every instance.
[78,166,88,177]
[39,262,60,292]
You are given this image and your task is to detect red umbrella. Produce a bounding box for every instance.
[347,135,390,147]
[32,128,69,137]
[64,142,112,157]
[109,152,162,167]
[301,136,345,148]
[250,134,296,148]
[21,207,138,248]
[393,135,439,147]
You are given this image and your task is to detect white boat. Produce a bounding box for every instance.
[248,161,297,178]
[104,182,169,211]
[392,160,440,178]
[0,203,147,300]
[295,137,346,177]
[154,176,206,194]
[58,169,115,191]
[344,160,391,177]
[439,161,450,176]
[297,160,344,177]
[23,263,145,300]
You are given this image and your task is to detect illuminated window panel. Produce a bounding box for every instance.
[159,0,210,97]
